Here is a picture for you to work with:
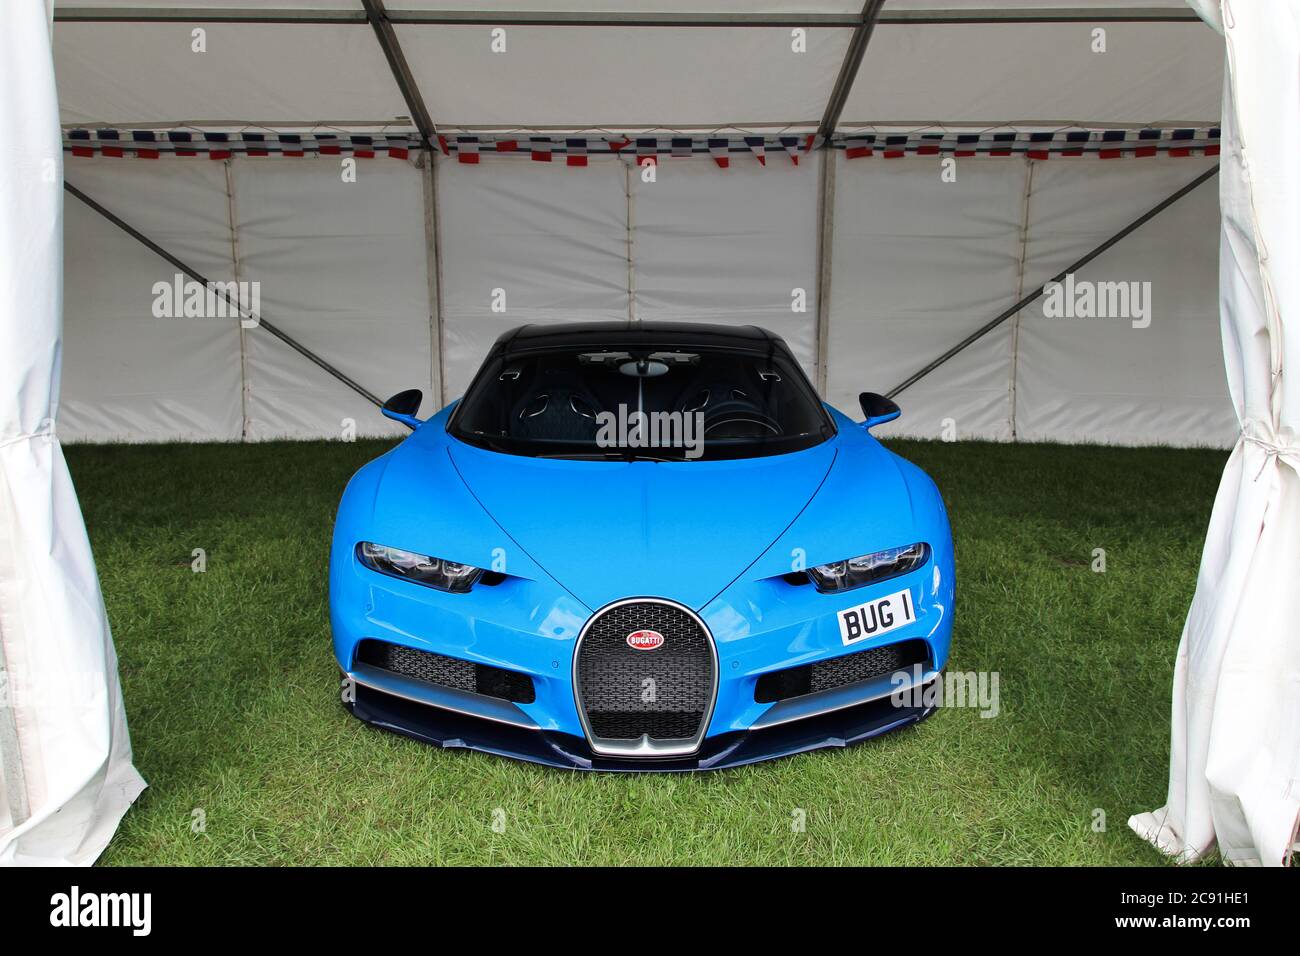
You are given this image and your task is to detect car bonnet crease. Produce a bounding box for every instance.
[446,439,839,611]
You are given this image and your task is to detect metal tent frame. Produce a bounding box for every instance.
[54,2,1220,415]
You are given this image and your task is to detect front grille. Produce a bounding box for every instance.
[754,639,930,704]
[576,600,715,747]
[357,639,535,704]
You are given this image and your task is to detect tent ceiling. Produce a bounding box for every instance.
[843,21,1221,128]
[52,1,1204,23]
[397,25,852,129]
[884,0,1192,10]
[55,22,410,127]
[385,1,863,13]
[52,2,1218,133]
[58,0,365,9]
[54,1,1200,15]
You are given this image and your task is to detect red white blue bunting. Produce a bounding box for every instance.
[430,130,1216,163]
[64,129,417,159]
[835,127,1221,159]
[64,128,1221,165]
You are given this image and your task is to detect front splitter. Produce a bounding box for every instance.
[346,677,938,772]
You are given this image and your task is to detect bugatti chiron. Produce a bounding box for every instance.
[330,322,953,770]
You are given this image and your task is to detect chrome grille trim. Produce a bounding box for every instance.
[572,597,719,758]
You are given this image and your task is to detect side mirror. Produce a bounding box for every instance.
[382,388,424,430]
[858,391,900,431]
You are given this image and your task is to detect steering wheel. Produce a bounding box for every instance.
[698,393,781,438]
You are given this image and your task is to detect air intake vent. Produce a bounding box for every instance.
[755,639,929,704]
[575,599,716,756]
[357,639,534,704]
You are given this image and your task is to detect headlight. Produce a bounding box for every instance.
[806,542,929,593]
[356,542,483,593]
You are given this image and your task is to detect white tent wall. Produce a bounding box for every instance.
[232,159,427,440]
[631,157,821,370]
[826,156,1026,441]
[59,149,1232,446]
[1130,0,1300,868]
[0,0,145,868]
[48,1,1234,447]
[437,155,631,401]
[440,154,823,403]
[1015,156,1234,445]
[61,159,243,442]
[831,153,1233,445]
[61,156,427,441]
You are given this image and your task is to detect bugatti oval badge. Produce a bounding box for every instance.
[626,629,665,651]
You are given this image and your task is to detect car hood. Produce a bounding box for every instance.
[445,439,839,611]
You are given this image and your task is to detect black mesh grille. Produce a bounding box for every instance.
[577,601,714,742]
[357,639,535,704]
[755,639,929,704]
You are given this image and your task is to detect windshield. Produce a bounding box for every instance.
[448,344,834,461]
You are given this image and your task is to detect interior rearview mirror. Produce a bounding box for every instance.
[858,391,900,431]
[382,388,424,430]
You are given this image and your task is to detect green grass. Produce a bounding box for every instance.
[66,438,1227,866]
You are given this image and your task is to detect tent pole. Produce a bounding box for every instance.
[53,7,1202,26]
[814,147,836,395]
[222,159,252,439]
[63,181,384,408]
[54,7,368,23]
[885,163,1219,400]
[877,7,1200,24]
[1007,158,1036,440]
[422,152,446,409]
[625,159,638,326]
[817,0,888,142]
[362,0,436,149]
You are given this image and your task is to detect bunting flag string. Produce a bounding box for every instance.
[708,138,730,169]
[566,138,587,167]
[835,127,1220,159]
[529,136,553,162]
[65,129,419,160]
[456,135,478,164]
[778,136,807,165]
[62,128,1221,165]
[636,137,657,167]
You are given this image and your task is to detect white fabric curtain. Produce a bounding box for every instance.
[0,0,144,866]
[1130,0,1300,866]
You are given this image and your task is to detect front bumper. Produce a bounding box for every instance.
[332,520,954,771]
[346,669,941,772]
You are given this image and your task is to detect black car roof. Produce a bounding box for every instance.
[495,321,784,354]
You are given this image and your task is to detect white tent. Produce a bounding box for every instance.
[1130,0,1300,868]
[3,0,1294,864]
[0,0,144,867]
[49,0,1232,446]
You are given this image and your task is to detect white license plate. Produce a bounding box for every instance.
[836,588,916,645]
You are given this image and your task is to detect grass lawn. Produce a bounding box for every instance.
[66,438,1227,866]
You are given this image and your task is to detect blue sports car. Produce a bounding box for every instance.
[330,322,953,770]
